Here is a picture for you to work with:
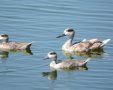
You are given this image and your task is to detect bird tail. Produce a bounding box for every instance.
[27,41,36,48]
[26,43,32,49]
[83,58,91,65]
[101,39,111,47]
[82,38,87,42]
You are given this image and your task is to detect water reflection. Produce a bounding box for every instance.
[42,66,88,80]
[0,49,33,61]
[0,51,9,59]
[42,70,57,80]
[62,49,105,59]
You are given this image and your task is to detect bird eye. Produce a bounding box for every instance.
[50,52,56,55]
[67,29,74,32]
[1,34,8,37]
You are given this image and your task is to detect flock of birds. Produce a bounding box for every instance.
[0,28,111,70]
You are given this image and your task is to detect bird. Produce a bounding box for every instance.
[0,34,32,50]
[43,51,91,70]
[56,28,111,53]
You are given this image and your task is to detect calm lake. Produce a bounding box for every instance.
[0,0,113,90]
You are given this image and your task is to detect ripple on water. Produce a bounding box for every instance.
[0,0,113,90]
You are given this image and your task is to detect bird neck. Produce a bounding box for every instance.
[64,38,73,47]
[68,34,74,45]
[2,38,9,43]
[50,57,58,68]
[62,38,73,51]
[51,57,57,64]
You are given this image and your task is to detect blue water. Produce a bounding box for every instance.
[0,0,113,90]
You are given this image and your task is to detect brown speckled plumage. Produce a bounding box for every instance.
[0,34,32,50]
[57,28,110,52]
[44,51,91,70]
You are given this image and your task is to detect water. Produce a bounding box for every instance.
[0,0,113,90]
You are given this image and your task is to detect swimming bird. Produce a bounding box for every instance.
[43,51,90,70]
[56,28,111,52]
[0,34,32,50]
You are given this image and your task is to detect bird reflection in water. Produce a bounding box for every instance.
[42,65,88,80]
[0,51,9,60]
[0,48,33,63]
[42,70,57,80]
[62,48,105,59]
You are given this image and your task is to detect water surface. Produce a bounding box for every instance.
[0,0,113,90]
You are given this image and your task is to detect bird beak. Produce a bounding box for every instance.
[43,56,49,60]
[56,34,66,38]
